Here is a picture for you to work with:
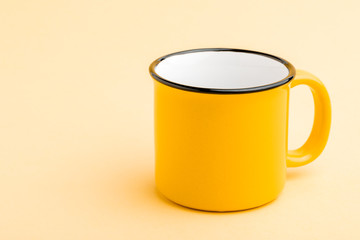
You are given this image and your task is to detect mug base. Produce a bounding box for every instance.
[157,190,280,212]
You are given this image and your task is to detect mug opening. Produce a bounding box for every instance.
[149,48,295,94]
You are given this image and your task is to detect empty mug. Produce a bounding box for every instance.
[149,48,331,212]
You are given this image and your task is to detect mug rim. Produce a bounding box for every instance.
[149,48,296,94]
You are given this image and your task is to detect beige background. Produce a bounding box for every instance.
[0,0,359,239]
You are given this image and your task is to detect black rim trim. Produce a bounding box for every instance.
[149,48,296,94]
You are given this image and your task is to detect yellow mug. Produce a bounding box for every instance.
[149,48,331,212]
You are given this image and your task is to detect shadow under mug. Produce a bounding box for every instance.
[149,48,331,212]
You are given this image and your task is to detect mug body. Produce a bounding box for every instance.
[154,81,290,211]
[150,48,295,211]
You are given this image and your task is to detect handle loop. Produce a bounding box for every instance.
[287,70,331,167]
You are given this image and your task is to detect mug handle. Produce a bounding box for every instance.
[287,70,331,167]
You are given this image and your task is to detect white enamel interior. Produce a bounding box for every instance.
[154,51,289,89]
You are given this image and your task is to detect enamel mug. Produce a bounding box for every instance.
[149,48,331,212]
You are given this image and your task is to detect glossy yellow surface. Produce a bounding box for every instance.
[153,70,331,211]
